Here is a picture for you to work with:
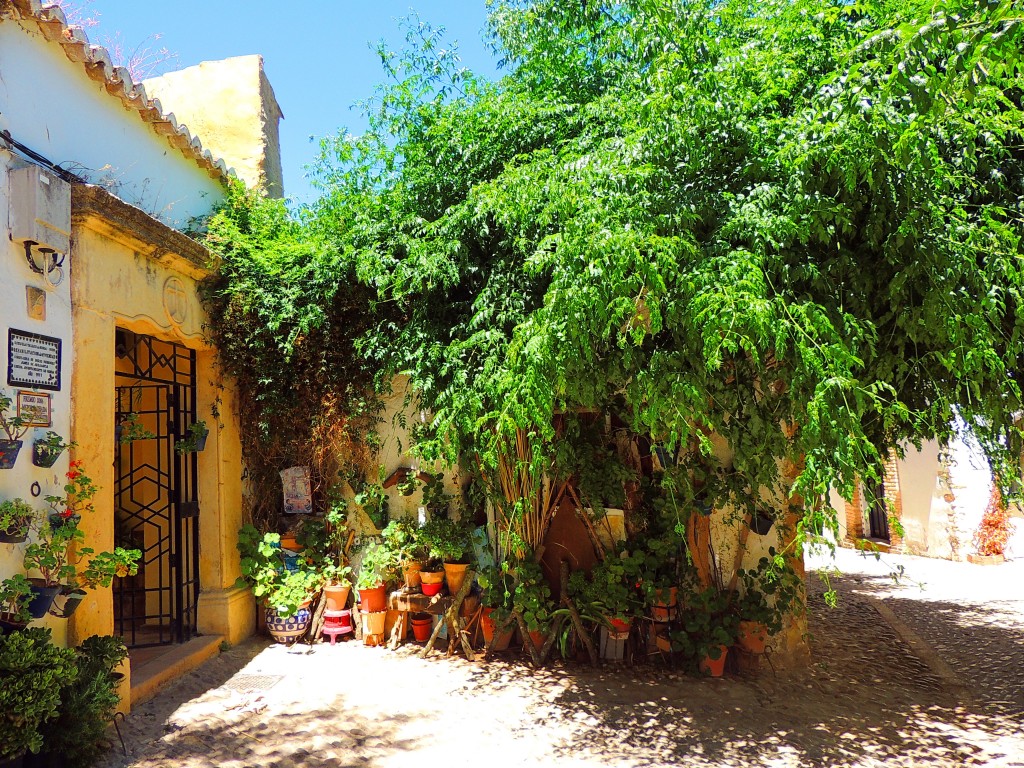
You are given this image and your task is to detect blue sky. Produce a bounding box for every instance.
[78,1,499,204]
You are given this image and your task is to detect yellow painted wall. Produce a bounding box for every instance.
[69,206,253,706]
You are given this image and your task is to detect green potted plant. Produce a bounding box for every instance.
[381,518,428,589]
[354,540,396,612]
[419,517,473,595]
[44,460,97,530]
[0,498,35,544]
[31,431,71,469]
[510,560,555,653]
[33,635,128,768]
[237,525,323,644]
[116,412,156,444]
[0,627,78,763]
[51,547,142,619]
[174,420,209,454]
[0,574,35,632]
[676,586,738,677]
[478,565,515,650]
[733,551,799,654]
[635,533,682,622]
[0,392,31,469]
[321,562,353,611]
[23,520,83,619]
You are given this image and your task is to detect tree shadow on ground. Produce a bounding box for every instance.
[464,578,1022,767]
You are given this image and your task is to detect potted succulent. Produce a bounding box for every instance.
[0,392,31,470]
[0,627,78,764]
[419,517,473,595]
[31,431,71,469]
[0,498,35,544]
[174,420,209,454]
[34,634,128,768]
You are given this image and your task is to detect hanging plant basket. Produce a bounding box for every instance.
[749,511,775,536]
[31,443,65,469]
[0,526,29,545]
[26,580,60,619]
[47,512,81,531]
[49,587,87,619]
[0,440,23,470]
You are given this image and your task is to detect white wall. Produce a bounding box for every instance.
[0,151,73,645]
[0,20,224,228]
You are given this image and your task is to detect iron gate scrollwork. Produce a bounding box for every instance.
[113,330,200,647]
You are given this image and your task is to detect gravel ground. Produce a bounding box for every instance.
[95,549,1024,768]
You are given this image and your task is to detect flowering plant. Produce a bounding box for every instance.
[45,460,98,520]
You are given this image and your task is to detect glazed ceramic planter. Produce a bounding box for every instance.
[0,440,23,470]
[265,603,312,645]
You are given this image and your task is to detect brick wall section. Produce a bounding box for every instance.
[883,457,905,553]
[844,484,866,543]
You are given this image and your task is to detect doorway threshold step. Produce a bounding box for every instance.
[130,634,223,708]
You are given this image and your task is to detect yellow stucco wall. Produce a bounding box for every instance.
[69,196,253,707]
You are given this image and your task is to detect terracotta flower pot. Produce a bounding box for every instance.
[324,583,351,611]
[699,645,729,677]
[737,620,768,654]
[525,629,547,653]
[650,586,678,622]
[608,617,632,635]
[420,570,445,596]
[443,562,469,596]
[411,612,433,642]
[358,584,387,613]
[403,560,423,589]
[361,610,387,646]
[279,533,300,551]
[481,607,514,651]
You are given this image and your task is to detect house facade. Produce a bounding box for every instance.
[1,0,280,707]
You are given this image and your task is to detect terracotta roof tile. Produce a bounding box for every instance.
[8,0,232,181]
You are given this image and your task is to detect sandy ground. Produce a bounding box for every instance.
[96,548,1024,768]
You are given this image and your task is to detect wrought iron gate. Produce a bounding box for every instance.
[113,330,200,647]
[866,481,890,541]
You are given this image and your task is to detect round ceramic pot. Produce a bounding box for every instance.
[358,584,387,613]
[27,580,60,619]
[0,524,28,544]
[265,604,312,645]
[410,612,433,642]
[525,629,547,653]
[420,570,445,597]
[480,607,513,651]
[736,620,768,654]
[608,617,632,635]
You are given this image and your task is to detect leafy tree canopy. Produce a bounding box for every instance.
[206,0,1024,527]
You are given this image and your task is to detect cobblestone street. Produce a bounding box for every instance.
[97,550,1024,768]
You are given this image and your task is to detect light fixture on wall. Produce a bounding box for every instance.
[23,239,66,284]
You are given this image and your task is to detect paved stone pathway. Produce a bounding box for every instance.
[96,550,1024,768]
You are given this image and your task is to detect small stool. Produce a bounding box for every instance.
[322,609,353,645]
